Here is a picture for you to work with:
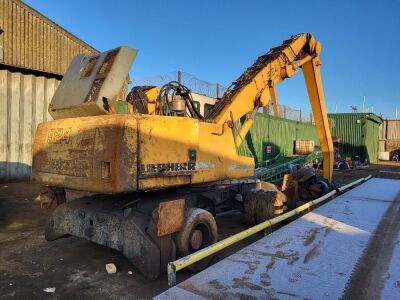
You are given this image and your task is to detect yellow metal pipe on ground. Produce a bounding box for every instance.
[167,175,372,286]
[338,175,371,192]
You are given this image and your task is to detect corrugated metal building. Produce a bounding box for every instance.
[328,113,383,163]
[0,0,98,181]
[379,119,400,159]
[238,113,319,164]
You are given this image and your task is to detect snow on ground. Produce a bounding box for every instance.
[156,178,400,300]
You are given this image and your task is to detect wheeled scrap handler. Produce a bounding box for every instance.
[32,33,333,279]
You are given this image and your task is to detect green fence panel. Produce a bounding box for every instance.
[237,113,319,163]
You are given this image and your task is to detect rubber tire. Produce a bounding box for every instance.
[173,208,218,272]
[308,180,329,198]
[244,189,283,226]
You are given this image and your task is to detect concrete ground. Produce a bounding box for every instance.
[1,162,400,299]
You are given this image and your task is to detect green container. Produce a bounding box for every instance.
[328,113,382,163]
[115,100,129,114]
[237,113,319,164]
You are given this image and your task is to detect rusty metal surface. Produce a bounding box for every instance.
[45,194,161,279]
[49,47,137,119]
[157,199,185,237]
[0,69,59,182]
[32,112,253,192]
[32,114,138,192]
[31,113,199,193]
[0,0,98,75]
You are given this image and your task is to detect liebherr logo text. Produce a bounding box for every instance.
[140,162,196,176]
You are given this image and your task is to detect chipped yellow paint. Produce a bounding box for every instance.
[32,113,254,193]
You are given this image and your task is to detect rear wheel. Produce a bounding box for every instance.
[307,180,329,198]
[173,208,218,272]
[244,189,284,226]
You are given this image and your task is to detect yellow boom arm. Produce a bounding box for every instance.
[207,33,333,181]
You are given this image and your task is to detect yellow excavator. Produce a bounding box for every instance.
[32,33,333,279]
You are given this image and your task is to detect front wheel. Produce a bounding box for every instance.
[173,208,218,272]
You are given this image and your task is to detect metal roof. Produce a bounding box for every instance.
[0,0,98,76]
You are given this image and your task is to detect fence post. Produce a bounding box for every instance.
[384,119,388,152]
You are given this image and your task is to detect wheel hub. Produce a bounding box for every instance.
[190,229,203,250]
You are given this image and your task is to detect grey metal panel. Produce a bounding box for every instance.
[0,69,60,182]
[49,47,137,119]
[0,0,98,75]
[387,119,400,140]
[0,70,8,179]
[379,140,386,153]
[379,120,387,140]
[378,119,400,153]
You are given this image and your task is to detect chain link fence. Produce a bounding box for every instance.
[131,71,226,99]
[131,71,313,123]
[263,103,314,124]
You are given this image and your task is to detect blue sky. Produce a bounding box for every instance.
[25,0,400,118]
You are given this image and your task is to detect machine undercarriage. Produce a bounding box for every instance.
[45,180,287,278]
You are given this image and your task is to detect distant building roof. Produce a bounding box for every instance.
[0,0,99,76]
